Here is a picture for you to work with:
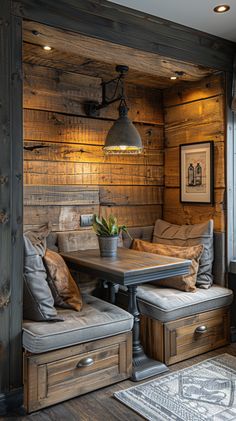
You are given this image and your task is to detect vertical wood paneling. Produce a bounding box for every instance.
[0,1,11,398]
[9,13,23,394]
[163,73,226,232]
[0,2,23,413]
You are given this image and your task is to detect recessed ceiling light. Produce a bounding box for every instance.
[170,76,177,80]
[43,45,52,51]
[213,4,230,13]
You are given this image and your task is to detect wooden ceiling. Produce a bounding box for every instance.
[23,21,215,89]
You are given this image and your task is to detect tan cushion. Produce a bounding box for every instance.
[132,239,204,292]
[153,219,214,289]
[43,249,83,311]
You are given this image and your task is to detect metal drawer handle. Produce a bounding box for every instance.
[76,357,94,368]
[195,325,208,334]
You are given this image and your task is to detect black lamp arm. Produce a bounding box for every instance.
[84,65,128,117]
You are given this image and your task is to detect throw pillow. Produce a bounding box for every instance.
[153,219,214,289]
[23,235,62,322]
[24,223,51,257]
[43,249,83,311]
[132,239,204,292]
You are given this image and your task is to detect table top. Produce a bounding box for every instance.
[61,248,191,286]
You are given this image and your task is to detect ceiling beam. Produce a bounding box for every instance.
[23,21,213,83]
[12,0,236,72]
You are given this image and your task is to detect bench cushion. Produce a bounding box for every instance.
[23,295,133,353]
[135,284,233,322]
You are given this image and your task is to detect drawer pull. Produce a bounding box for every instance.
[76,357,94,368]
[195,325,207,334]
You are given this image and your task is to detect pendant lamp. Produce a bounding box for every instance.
[84,65,143,154]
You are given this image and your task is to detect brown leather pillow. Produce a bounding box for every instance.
[131,239,204,292]
[43,249,83,311]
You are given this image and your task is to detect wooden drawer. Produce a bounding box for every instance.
[141,307,230,366]
[24,332,132,413]
[164,308,230,365]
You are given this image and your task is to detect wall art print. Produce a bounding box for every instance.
[180,141,214,204]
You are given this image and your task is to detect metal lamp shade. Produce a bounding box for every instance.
[103,115,143,154]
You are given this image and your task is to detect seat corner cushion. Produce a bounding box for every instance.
[136,284,233,322]
[22,295,133,353]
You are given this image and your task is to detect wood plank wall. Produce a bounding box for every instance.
[23,63,164,231]
[163,73,225,232]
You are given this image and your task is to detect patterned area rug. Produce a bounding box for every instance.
[114,354,236,421]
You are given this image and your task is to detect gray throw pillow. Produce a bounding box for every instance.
[153,219,214,289]
[23,234,63,321]
[24,224,51,257]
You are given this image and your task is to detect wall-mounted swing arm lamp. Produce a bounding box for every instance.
[84,65,143,154]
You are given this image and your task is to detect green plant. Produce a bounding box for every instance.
[92,214,132,238]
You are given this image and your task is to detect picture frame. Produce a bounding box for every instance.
[180,141,214,204]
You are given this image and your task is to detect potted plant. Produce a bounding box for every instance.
[92,214,131,257]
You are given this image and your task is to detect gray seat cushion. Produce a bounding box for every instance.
[117,285,233,323]
[22,295,133,353]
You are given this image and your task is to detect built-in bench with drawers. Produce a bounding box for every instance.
[23,277,133,412]
[46,224,233,367]
[119,225,233,365]
[23,222,233,412]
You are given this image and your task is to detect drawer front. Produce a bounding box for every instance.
[164,307,230,365]
[24,332,132,412]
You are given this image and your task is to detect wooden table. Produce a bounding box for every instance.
[61,248,191,381]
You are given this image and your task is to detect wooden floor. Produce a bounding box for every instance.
[5,343,236,421]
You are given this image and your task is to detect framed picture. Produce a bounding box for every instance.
[180,141,214,204]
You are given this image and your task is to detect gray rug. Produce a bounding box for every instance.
[114,354,236,421]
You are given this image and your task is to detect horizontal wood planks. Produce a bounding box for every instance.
[24,141,163,166]
[23,62,164,230]
[99,186,163,206]
[163,188,225,232]
[24,185,99,206]
[23,64,163,125]
[24,109,164,148]
[24,204,100,231]
[24,162,163,186]
[100,205,162,228]
[163,73,226,232]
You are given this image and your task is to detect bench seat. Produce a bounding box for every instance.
[23,295,133,413]
[23,294,133,353]
[135,284,232,322]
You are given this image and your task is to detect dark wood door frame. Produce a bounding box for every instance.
[0,0,23,414]
[0,0,235,414]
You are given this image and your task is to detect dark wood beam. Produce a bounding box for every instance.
[0,1,23,415]
[12,0,236,72]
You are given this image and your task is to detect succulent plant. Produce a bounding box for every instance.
[92,214,132,238]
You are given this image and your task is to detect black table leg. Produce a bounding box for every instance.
[108,281,116,304]
[127,285,169,381]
